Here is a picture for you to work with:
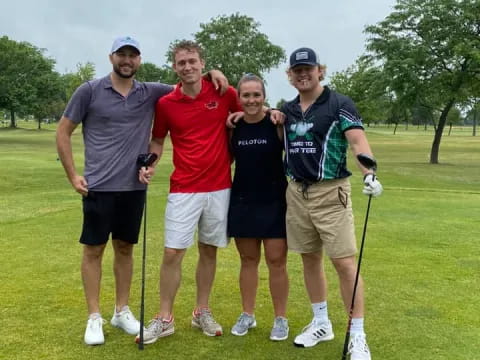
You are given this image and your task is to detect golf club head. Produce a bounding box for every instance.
[137,153,158,168]
[357,153,377,172]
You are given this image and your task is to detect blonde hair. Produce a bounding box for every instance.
[287,64,327,83]
[172,40,204,63]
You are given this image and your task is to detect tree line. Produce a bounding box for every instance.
[327,0,479,163]
[1,2,479,163]
[0,13,284,130]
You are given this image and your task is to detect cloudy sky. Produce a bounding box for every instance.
[1,0,396,105]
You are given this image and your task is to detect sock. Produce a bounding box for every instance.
[89,312,102,320]
[194,307,209,316]
[156,313,173,322]
[350,318,365,335]
[115,305,128,314]
[312,301,329,323]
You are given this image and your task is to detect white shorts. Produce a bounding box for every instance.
[164,189,230,249]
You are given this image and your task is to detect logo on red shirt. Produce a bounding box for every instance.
[205,101,219,110]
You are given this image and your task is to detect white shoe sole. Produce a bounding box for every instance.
[85,339,104,346]
[294,333,334,348]
[110,319,140,335]
[135,327,175,345]
[192,320,223,336]
[231,320,257,336]
[270,333,288,341]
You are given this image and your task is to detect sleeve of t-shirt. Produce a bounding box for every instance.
[152,100,169,139]
[63,82,92,124]
[339,96,364,132]
[146,82,174,99]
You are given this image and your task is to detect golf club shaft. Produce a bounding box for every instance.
[138,193,147,350]
[341,194,372,359]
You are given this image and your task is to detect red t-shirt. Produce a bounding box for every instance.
[152,79,242,193]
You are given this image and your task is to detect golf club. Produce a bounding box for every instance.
[136,153,158,350]
[341,153,377,360]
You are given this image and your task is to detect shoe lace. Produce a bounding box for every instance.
[120,308,134,319]
[273,317,287,330]
[237,313,253,327]
[89,317,106,329]
[199,309,217,326]
[147,318,163,332]
[349,334,369,354]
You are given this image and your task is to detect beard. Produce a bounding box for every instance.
[113,64,137,79]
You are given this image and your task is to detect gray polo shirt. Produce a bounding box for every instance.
[64,75,173,191]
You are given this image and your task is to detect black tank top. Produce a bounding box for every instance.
[230,114,287,203]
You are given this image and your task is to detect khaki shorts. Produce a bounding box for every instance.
[164,189,230,249]
[286,178,356,258]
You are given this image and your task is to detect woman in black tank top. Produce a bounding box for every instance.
[228,74,289,341]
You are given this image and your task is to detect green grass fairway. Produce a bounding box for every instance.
[1,122,478,360]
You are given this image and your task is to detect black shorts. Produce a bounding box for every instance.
[80,191,146,245]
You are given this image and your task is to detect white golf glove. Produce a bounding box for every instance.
[363,174,383,197]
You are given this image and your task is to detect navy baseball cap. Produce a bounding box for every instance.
[289,47,319,68]
[111,36,141,54]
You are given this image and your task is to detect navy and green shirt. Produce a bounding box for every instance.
[281,86,364,182]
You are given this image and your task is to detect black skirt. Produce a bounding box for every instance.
[228,199,287,238]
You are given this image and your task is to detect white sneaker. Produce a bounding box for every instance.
[293,319,334,347]
[110,305,140,335]
[349,333,371,360]
[84,316,105,345]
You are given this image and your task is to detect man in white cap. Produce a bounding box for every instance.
[56,36,227,345]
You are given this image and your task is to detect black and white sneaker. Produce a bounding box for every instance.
[293,319,334,347]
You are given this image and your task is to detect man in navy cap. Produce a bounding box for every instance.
[281,47,382,360]
[56,36,227,346]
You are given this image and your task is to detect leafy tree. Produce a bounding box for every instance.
[136,62,177,83]
[465,99,479,136]
[329,56,390,126]
[63,62,95,101]
[276,98,287,110]
[365,0,480,163]
[0,36,57,128]
[165,13,285,86]
[31,71,65,129]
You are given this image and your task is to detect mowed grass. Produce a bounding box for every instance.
[0,122,478,360]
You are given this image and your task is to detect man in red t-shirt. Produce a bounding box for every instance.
[136,40,241,345]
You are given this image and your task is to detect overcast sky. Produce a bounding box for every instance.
[1,0,396,105]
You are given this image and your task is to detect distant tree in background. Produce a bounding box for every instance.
[276,98,287,110]
[465,99,479,136]
[329,56,390,126]
[136,62,177,84]
[31,71,65,129]
[0,36,58,128]
[63,62,95,101]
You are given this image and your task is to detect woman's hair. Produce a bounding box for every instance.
[236,73,266,98]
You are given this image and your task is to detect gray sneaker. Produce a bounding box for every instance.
[270,316,289,341]
[135,317,174,345]
[192,308,223,336]
[231,312,257,336]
